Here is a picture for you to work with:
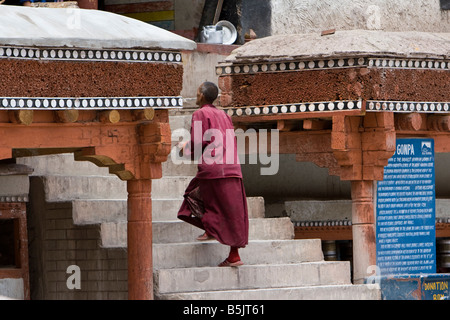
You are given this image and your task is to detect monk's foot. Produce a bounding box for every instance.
[218,259,244,267]
[196,232,215,241]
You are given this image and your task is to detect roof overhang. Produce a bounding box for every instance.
[224,30,450,63]
[0,5,196,51]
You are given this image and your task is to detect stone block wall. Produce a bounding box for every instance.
[27,177,127,300]
[269,0,450,35]
[181,43,238,108]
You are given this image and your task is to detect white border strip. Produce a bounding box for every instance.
[0,196,28,203]
[217,57,450,75]
[0,96,183,110]
[0,46,182,64]
[225,100,362,117]
[366,100,450,113]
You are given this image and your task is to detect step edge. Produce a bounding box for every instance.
[155,284,381,300]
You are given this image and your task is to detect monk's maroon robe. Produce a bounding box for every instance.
[177,104,249,248]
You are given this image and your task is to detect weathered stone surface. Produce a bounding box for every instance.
[221,67,450,107]
[0,6,196,50]
[153,239,324,269]
[157,283,380,300]
[155,261,351,294]
[218,30,449,110]
[270,0,450,35]
[226,30,450,62]
[101,217,294,247]
[0,59,183,98]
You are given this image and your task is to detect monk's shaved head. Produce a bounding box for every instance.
[199,82,219,104]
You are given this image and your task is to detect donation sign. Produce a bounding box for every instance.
[376,138,436,275]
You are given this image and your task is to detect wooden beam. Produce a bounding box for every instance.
[231,109,363,123]
[56,110,79,123]
[427,115,450,132]
[8,110,33,126]
[303,119,329,130]
[395,113,423,131]
[277,120,297,132]
[296,223,450,240]
[295,225,352,241]
[133,108,155,121]
[437,222,450,238]
[100,110,121,124]
[213,0,224,24]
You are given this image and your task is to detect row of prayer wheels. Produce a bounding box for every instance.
[322,238,450,272]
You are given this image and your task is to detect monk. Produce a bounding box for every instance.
[177,81,249,267]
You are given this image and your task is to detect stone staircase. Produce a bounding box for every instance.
[18,113,380,300]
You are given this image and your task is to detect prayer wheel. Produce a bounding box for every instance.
[437,238,450,269]
[322,240,337,261]
[339,240,353,262]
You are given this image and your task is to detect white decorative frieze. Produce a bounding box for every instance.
[0,96,183,110]
[225,100,450,117]
[217,57,449,75]
[366,100,450,113]
[0,45,182,64]
[225,100,362,117]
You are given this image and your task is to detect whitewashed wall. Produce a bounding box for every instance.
[270,0,450,35]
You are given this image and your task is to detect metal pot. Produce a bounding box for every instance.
[200,25,223,44]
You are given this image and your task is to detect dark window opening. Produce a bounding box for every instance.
[441,0,450,10]
[437,238,450,273]
[0,219,18,268]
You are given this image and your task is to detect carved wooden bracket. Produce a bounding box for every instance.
[74,110,172,180]
[427,115,450,132]
[330,113,396,181]
[1,109,172,181]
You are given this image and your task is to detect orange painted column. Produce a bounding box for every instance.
[127,179,153,300]
[351,180,376,284]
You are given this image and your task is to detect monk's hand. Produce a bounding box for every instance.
[177,141,188,156]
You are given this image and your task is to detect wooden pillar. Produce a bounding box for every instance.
[351,180,376,284]
[127,179,153,300]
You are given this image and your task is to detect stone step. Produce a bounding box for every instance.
[285,199,352,222]
[73,198,182,224]
[17,148,198,180]
[162,157,198,177]
[278,198,450,222]
[72,196,265,225]
[169,113,192,131]
[100,217,294,247]
[17,153,111,176]
[39,175,127,202]
[155,261,351,294]
[151,218,294,244]
[72,199,128,225]
[156,283,380,300]
[152,176,194,199]
[36,174,194,202]
[153,239,323,270]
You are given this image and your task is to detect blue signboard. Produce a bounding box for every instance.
[378,274,450,300]
[376,138,436,275]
